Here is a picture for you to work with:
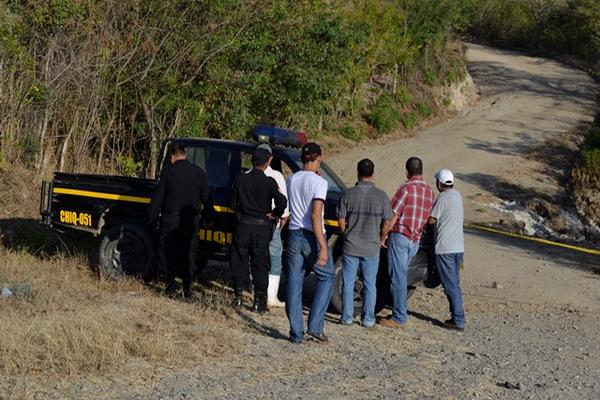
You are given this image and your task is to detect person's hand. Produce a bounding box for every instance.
[380,234,388,249]
[316,247,328,266]
[266,212,276,220]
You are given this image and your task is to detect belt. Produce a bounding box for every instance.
[239,216,269,225]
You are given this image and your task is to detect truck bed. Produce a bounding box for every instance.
[41,172,156,234]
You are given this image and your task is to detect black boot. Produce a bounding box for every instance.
[251,292,268,314]
[233,288,243,311]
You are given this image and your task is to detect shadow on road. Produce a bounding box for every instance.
[467,59,598,107]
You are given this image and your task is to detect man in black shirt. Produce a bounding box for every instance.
[230,147,287,313]
[149,143,209,298]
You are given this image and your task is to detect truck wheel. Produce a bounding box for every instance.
[330,257,385,316]
[99,224,156,280]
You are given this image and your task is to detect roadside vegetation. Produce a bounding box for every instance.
[0,0,469,179]
[0,246,238,379]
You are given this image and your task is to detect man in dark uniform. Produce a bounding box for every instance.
[149,142,209,298]
[230,147,287,313]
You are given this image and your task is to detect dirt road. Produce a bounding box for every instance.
[8,44,600,400]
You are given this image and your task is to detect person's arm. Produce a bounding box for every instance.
[230,176,240,211]
[336,190,348,234]
[380,214,396,248]
[199,169,210,206]
[312,199,328,266]
[338,218,347,233]
[380,193,394,247]
[382,187,407,247]
[270,178,287,218]
[428,195,442,225]
[148,168,168,223]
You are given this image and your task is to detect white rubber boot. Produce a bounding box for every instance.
[267,274,285,307]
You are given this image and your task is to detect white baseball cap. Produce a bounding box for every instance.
[435,169,454,185]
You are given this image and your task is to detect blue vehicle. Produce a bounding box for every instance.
[40,127,429,313]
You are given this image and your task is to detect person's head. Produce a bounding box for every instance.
[251,147,271,170]
[256,143,274,167]
[435,169,454,192]
[357,158,374,181]
[170,142,187,163]
[301,142,322,171]
[405,156,423,178]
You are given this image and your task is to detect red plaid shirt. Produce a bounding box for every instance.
[390,176,435,242]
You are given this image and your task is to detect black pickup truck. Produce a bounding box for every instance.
[40,133,430,313]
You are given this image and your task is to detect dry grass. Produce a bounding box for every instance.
[0,246,241,379]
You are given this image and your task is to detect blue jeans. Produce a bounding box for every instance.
[436,253,465,327]
[285,229,336,342]
[269,228,282,276]
[341,254,380,327]
[387,233,419,324]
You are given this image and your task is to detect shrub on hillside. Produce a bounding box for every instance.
[368,94,400,134]
[400,112,418,129]
[338,125,364,142]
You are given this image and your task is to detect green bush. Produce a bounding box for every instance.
[117,155,143,177]
[400,112,418,129]
[582,126,600,174]
[368,94,400,134]
[338,125,363,142]
[416,102,434,117]
[394,86,412,107]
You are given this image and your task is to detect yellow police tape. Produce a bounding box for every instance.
[465,223,600,256]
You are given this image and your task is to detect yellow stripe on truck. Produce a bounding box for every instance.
[53,187,341,228]
[53,187,152,204]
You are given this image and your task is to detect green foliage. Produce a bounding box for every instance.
[394,86,412,107]
[582,126,600,174]
[368,94,400,134]
[416,102,434,118]
[0,0,469,175]
[117,155,143,177]
[467,0,600,72]
[338,125,363,142]
[400,112,418,129]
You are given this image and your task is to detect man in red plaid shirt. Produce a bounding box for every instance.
[379,157,434,329]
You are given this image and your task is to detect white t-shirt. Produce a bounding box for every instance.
[264,166,290,227]
[287,170,328,233]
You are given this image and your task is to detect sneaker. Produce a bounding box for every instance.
[442,320,464,331]
[377,317,406,329]
[361,322,376,329]
[307,331,329,343]
[339,320,353,326]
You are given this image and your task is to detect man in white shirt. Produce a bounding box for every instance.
[428,169,465,331]
[285,142,336,343]
[257,143,290,307]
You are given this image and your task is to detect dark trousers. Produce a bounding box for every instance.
[158,211,200,290]
[230,222,271,293]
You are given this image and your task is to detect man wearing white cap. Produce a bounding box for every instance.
[428,169,465,331]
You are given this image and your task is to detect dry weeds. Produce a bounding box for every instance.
[0,246,240,380]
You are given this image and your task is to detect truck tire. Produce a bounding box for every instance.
[330,257,386,316]
[99,224,156,281]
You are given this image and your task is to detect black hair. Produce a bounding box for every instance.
[405,157,423,177]
[357,158,374,177]
[170,142,186,157]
